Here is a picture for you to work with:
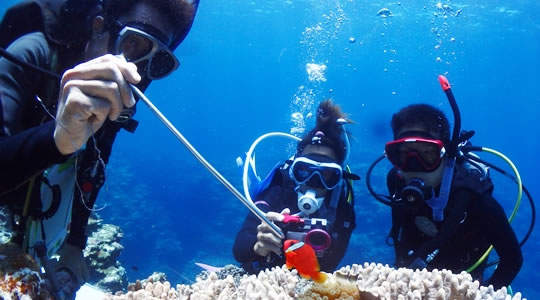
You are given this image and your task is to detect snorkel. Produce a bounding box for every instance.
[423,76,460,222]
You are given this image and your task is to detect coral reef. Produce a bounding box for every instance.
[0,205,14,244]
[105,263,526,300]
[85,213,128,293]
[0,243,49,299]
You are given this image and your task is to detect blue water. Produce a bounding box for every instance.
[2,0,539,297]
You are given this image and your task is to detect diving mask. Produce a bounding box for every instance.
[112,22,179,79]
[385,137,446,172]
[289,155,343,190]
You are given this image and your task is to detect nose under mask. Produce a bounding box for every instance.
[297,189,324,215]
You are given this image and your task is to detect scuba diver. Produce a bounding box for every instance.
[233,99,360,274]
[0,0,199,297]
[372,102,523,289]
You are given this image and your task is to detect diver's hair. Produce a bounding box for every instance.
[101,0,197,48]
[296,99,352,164]
[391,104,451,144]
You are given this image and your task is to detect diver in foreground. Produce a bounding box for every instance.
[233,100,360,273]
[0,0,199,297]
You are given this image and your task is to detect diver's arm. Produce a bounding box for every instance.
[0,33,70,193]
[0,121,69,193]
[483,195,522,289]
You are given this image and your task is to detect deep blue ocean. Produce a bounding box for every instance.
[2,0,539,298]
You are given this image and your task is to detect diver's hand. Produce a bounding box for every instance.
[54,54,141,155]
[254,208,290,257]
[53,243,90,293]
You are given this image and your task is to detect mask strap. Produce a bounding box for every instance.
[425,157,455,221]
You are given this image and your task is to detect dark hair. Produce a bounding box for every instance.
[102,0,199,49]
[391,104,451,144]
[296,99,352,164]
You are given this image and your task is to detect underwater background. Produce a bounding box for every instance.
[2,0,539,298]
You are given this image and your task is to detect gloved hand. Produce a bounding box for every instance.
[51,243,90,295]
[253,208,290,257]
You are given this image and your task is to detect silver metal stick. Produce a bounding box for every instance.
[131,84,284,238]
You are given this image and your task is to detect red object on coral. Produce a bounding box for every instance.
[438,75,451,91]
[284,239,327,284]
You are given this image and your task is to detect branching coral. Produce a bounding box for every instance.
[105,264,526,300]
[336,263,523,300]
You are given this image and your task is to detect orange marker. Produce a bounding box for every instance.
[284,239,327,284]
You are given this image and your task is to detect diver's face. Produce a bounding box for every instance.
[85,2,174,61]
[297,145,338,196]
[396,125,445,187]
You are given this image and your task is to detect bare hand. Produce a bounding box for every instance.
[54,54,141,155]
[253,208,290,257]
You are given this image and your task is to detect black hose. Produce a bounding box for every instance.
[0,46,61,80]
[365,154,395,207]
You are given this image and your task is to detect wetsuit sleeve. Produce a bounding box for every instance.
[232,185,282,263]
[482,195,522,289]
[0,33,69,194]
[0,121,68,192]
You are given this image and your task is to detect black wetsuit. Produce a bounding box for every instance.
[0,32,124,249]
[233,167,356,273]
[387,164,522,289]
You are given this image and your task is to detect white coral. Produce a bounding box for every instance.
[105,264,526,300]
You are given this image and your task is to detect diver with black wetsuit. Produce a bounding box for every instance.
[383,104,522,289]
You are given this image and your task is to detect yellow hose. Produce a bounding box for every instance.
[465,147,522,273]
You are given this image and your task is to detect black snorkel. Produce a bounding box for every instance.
[424,76,460,222]
[438,75,461,156]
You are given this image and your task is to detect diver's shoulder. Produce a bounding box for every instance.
[5,32,52,67]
